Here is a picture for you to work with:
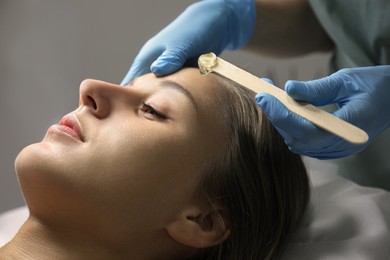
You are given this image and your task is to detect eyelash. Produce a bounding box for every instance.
[140,102,166,120]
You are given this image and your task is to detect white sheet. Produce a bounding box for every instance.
[1,158,389,259]
[281,158,390,259]
[0,206,29,247]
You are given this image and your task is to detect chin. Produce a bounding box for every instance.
[14,141,79,219]
[14,142,53,213]
[15,142,53,177]
[14,140,70,197]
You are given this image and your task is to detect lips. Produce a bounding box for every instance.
[48,114,84,142]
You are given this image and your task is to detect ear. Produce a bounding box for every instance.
[165,206,230,249]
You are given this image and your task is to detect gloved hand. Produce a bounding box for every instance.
[120,0,256,85]
[256,65,390,159]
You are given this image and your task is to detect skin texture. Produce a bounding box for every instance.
[245,0,334,57]
[1,68,230,259]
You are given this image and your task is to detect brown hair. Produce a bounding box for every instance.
[194,74,310,259]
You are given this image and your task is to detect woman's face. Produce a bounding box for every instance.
[15,68,226,237]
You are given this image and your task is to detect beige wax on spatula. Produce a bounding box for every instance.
[198,52,369,144]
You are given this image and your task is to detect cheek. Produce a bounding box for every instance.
[86,122,201,193]
[96,130,192,179]
[78,126,203,221]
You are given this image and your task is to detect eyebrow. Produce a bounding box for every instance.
[128,79,197,111]
[159,80,197,110]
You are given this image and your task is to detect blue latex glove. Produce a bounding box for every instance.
[120,0,256,85]
[256,66,390,159]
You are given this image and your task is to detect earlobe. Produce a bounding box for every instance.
[165,206,230,249]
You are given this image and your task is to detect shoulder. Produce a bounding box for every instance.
[309,0,390,67]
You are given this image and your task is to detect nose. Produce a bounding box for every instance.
[79,79,128,119]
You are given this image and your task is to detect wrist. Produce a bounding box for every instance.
[224,0,256,50]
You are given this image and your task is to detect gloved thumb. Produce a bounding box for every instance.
[120,63,151,86]
[256,92,298,144]
[120,46,164,86]
[150,47,189,77]
[285,75,344,106]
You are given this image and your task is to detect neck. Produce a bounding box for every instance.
[0,216,126,260]
[0,216,185,260]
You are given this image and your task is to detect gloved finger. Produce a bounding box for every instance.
[298,147,347,160]
[120,45,165,86]
[256,92,349,155]
[261,77,274,85]
[331,98,380,141]
[287,135,349,159]
[298,139,365,159]
[285,76,347,106]
[332,99,368,124]
[256,93,326,145]
[287,114,369,159]
[150,46,191,77]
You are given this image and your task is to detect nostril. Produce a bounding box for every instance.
[88,95,97,110]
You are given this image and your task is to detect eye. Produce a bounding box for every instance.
[140,102,166,120]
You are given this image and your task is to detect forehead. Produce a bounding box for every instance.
[164,67,220,94]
